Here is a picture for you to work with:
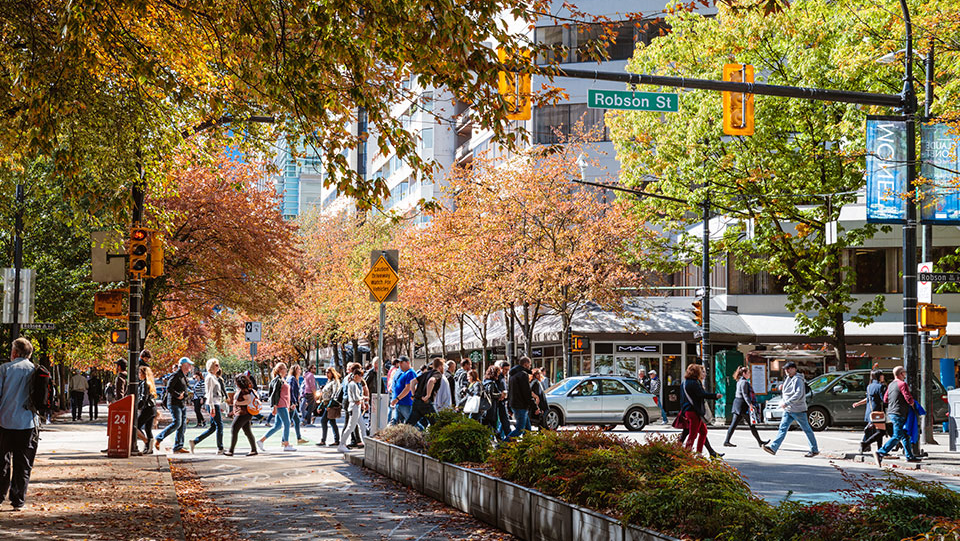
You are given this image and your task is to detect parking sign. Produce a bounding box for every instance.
[245,321,261,342]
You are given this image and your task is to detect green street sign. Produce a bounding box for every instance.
[588,89,678,112]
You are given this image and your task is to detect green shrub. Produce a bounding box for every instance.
[376,423,427,453]
[425,408,470,431]
[425,416,493,464]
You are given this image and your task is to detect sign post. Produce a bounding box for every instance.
[245,322,261,378]
[363,250,399,435]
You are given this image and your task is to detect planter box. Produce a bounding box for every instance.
[376,438,390,475]
[388,444,405,483]
[444,463,471,514]
[364,438,379,470]
[404,449,424,491]
[531,491,573,541]
[497,480,532,540]
[572,505,623,541]
[422,456,445,501]
[469,471,498,525]
[624,524,679,541]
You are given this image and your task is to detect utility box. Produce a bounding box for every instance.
[714,350,744,424]
[107,395,135,458]
[949,388,960,452]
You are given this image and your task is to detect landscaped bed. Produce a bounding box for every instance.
[376,412,960,541]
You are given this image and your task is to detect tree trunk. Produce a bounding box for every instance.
[561,313,571,379]
[440,319,447,358]
[332,342,342,372]
[352,338,361,366]
[458,315,465,358]
[506,303,515,363]
[833,312,847,370]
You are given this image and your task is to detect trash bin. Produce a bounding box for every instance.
[107,394,136,458]
[948,388,960,452]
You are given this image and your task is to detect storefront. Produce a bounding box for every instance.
[589,342,690,413]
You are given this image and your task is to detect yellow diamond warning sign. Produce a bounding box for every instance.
[364,255,399,303]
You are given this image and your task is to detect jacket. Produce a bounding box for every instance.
[167,370,189,407]
[679,378,718,418]
[0,358,36,430]
[204,373,223,408]
[884,379,914,418]
[137,380,156,414]
[508,365,534,411]
[780,373,808,413]
[268,376,284,407]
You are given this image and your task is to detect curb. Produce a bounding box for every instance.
[814,450,960,476]
[156,455,188,541]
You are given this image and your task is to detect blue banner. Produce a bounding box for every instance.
[920,123,960,224]
[865,118,908,223]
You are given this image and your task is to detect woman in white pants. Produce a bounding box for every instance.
[338,370,366,453]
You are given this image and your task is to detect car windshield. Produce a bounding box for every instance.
[808,373,841,393]
[621,378,645,393]
[547,377,585,395]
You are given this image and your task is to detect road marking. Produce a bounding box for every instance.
[388,516,408,537]
[415,524,440,540]
[315,509,363,541]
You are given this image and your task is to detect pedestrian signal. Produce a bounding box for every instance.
[110,329,128,344]
[570,334,590,353]
[722,63,754,136]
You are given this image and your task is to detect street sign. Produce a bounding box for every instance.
[95,289,128,319]
[20,323,54,331]
[919,262,933,304]
[364,251,399,303]
[244,321,261,342]
[919,272,960,283]
[587,89,678,112]
[2,268,35,325]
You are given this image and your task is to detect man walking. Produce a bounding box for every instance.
[0,337,39,510]
[454,359,471,404]
[649,370,668,423]
[762,362,819,458]
[874,366,922,466]
[495,361,511,440]
[506,356,538,440]
[301,365,317,426]
[69,370,88,421]
[638,368,651,392]
[87,372,102,421]
[389,357,417,425]
[155,358,192,454]
[404,357,443,429]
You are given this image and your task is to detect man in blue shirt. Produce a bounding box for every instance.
[389,356,417,424]
[0,337,38,510]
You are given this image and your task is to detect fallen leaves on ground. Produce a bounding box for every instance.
[169,460,251,541]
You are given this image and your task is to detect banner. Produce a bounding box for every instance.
[865,117,908,223]
[920,123,960,223]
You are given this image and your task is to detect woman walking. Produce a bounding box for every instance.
[854,370,886,453]
[136,366,158,454]
[530,368,549,429]
[481,366,502,434]
[316,368,342,446]
[723,367,769,448]
[225,374,259,456]
[457,369,483,421]
[679,364,723,458]
[287,365,308,445]
[257,362,297,452]
[337,368,366,453]
[189,359,225,454]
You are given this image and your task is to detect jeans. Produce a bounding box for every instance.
[506,408,531,440]
[496,403,510,440]
[657,403,668,423]
[404,401,436,430]
[70,391,84,420]
[768,410,819,454]
[156,404,187,451]
[321,412,339,444]
[290,405,302,440]
[396,403,413,425]
[193,405,224,450]
[0,427,38,508]
[88,395,100,420]
[229,413,257,453]
[262,407,291,443]
[877,414,915,460]
[683,411,709,453]
[300,395,315,424]
[193,398,205,426]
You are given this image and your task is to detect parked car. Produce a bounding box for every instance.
[763,368,949,431]
[542,375,662,431]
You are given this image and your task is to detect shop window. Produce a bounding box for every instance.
[662,355,682,387]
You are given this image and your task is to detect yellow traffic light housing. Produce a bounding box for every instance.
[498,47,531,121]
[722,63,754,136]
[146,231,164,279]
[918,303,948,333]
[129,227,151,278]
[692,300,703,326]
[110,329,128,344]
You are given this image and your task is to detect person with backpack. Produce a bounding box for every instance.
[135,366,158,455]
[0,337,39,510]
[403,357,444,429]
[69,370,88,421]
[257,362,296,452]
[87,372,102,421]
[224,374,259,456]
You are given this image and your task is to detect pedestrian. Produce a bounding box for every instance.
[433,359,453,411]
[404,357,444,429]
[647,370,668,423]
[873,366,922,466]
[386,359,400,424]
[114,361,128,401]
[224,374,259,456]
[495,361,511,440]
[445,360,458,403]
[135,365,157,455]
[87,372,102,421]
[762,361,819,458]
[104,381,115,405]
[638,368,650,392]
[316,368,342,446]
[69,370,88,421]
[154,358,193,454]
[454,359,471,404]
[723,366,769,448]
[506,356,538,440]
[480,366,501,433]
[191,370,206,428]
[854,370,886,453]
[0,337,39,510]
[287,364,308,445]
[457,369,485,421]
[257,362,296,452]
[189,359,225,454]
[338,368,367,452]
[363,361,380,395]
[301,365,317,426]
[679,364,723,457]
[389,357,417,425]
[342,362,363,447]
[530,368,549,429]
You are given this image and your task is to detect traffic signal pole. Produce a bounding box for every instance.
[127,158,144,397]
[9,184,23,344]
[701,195,711,367]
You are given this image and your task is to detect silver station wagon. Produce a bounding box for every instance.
[542,375,662,431]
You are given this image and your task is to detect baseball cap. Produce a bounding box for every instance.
[178,357,194,366]
[783,361,797,370]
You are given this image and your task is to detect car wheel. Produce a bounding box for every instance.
[624,408,648,432]
[544,408,562,430]
[807,407,829,432]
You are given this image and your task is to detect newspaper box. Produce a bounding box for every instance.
[107,395,136,458]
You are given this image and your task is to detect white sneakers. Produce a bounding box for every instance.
[336,444,349,453]
[283,445,297,452]
[256,440,266,452]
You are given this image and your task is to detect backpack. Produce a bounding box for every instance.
[414,369,439,402]
[28,364,55,416]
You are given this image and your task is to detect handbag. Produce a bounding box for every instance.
[464,395,481,414]
[245,391,261,416]
[869,411,887,427]
[327,406,342,419]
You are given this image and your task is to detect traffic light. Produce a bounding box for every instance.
[570,334,590,353]
[692,300,703,326]
[110,329,128,344]
[497,47,531,121]
[128,227,150,277]
[722,63,754,136]
[146,231,164,279]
